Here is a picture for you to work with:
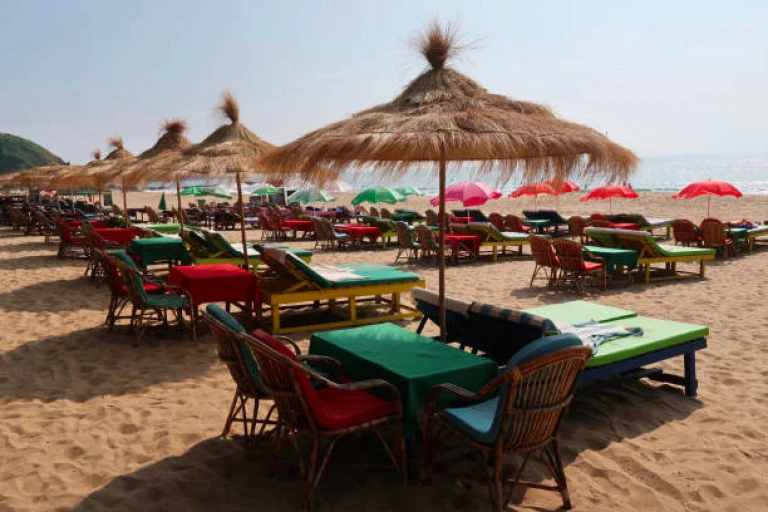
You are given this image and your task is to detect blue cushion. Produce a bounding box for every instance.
[206,303,245,334]
[442,396,501,445]
[506,332,584,369]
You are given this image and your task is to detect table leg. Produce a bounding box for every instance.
[349,297,357,322]
[271,305,280,333]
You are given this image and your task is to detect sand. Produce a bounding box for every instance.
[1,191,767,511]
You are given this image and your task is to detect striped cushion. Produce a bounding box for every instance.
[468,302,559,335]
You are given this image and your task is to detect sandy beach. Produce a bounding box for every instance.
[1,191,767,511]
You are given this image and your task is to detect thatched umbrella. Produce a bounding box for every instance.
[260,22,638,341]
[112,120,192,231]
[130,93,277,268]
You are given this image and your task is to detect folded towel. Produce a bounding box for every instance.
[230,242,259,257]
[558,320,643,353]
[312,264,368,282]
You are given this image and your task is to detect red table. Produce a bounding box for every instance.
[94,227,136,246]
[309,210,336,220]
[450,216,472,224]
[282,219,315,232]
[443,234,481,264]
[68,219,109,229]
[167,264,261,327]
[335,224,381,248]
[610,222,639,230]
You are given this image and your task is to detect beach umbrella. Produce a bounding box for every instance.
[580,184,639,213]
[158,192,167,210]
[396,186,423,197]
[351,186,406,206]
[672,179,742,216]
[547,179,581,194]
[259,22,637,341]
[180,185,233,199]
[509,182,557,210]
[288,188,336,204]
[127,94,291,268]
[250,185,281,195]
[430,181,501,215]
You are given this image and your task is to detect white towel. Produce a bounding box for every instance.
[311,264,368,282]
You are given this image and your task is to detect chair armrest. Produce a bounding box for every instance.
[298,355,347,381]
[424,370,517,415]
[272,334,302,355]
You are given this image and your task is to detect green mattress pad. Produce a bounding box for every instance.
[655,244,716,257]
[587,316,708,367]
[523,301,636,324]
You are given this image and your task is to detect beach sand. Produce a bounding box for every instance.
[1,191,767,511]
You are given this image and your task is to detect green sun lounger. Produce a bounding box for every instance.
[463,222,530,260]
[523,300,636,324]
[585,227,715,283]
[258,248,425,334]
[746,224,768,251]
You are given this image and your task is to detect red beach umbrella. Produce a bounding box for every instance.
[580,184,639,213]
[546,179,580,194]
[509,182,556,209]
[672,179,742,216]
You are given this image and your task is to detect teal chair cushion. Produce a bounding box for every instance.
[442,332,584,445]
[206,304,268,395]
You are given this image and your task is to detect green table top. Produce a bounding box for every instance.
[588,316,708,367]
[129,237,193,268]
[523,219,551,227]
[523,300,636,325]
[309,323,498,438]
[728,227,748,239]
[585,245,638,273]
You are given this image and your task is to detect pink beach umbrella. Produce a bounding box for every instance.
[430,181,502,208]
[509,182,557,210]
[580,184,639,213]
[672,179,742,216]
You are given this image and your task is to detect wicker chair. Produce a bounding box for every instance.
[380,207,393,219]
[589,218,612,228]
[424,209,438,227]
[568,215,589,244]
[422,345,592,512]
[369,206,380,218]
[504,214,530,233]
[97,250,164,331]
[553,239,606,292]
[393,221,420,263]
[321,218,351,250]
[32,210,56,243]
[81,223,122,280]
[55,219,88,259]
[244,329,406,508]
[414,224,444,263]
[112,253,192,344]
[488,212,507,232]
[700,218,737,258]
[529,234,560,288]
[671,219,703,247]
[145,206,166,224]
[590,212,608,222]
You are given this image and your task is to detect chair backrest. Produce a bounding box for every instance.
[55,219,77,242]
[112,257,151,305]
[259,247,320,292]
[671,219,700,244]
[201,305,267,397]
[411,287,473,341]
[181,229,210,257]
[553,239,587,272]
[369,206,379,218]
[466,222,501,242]
[568,215,588,236]
[370,218,395,234]
[146,206,161,223]
[424,209,438,226]
[582,227,622,249]
[414,225,438,252]
[590,212,608,221]
[395,222,414,248]
[700,218,728,245]
[111,203,123,216]
[380,208,392,219]
[529,234,558,268]
[258,211,273,231]
[504,214,526,232]
[96,250,125,295]
[488,212,505,232]
[202,229,239,257]
[496,346,591,448]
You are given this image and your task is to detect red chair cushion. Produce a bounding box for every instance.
[582,261,604,271]
[251,329,395,431]
[117,283,164,296]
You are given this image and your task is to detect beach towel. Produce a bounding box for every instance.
[558,320,643,353]
[311,264,368,282]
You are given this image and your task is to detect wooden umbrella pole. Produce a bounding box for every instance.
[176,179,184,238]
[122,182,129,227]
[438,145,447,344]
[237,173,249,269]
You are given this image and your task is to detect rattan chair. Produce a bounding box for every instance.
[244,329,406,508]
[671,219,703,247]
[488,212,507,232]
[700,217,737,258]
[380,207,393,219]
[529,234,560,288]
[422,345,592,512]
[97,250,164,331]
[55,219,88,259]
[504,214,530,233]
[589,218,612,228]
[32,210,56,243]
[393,221,420,263]
[553,239,606,292]
[424,209,438,227]
[568,215,589,244]
[369,206,380,218]
[414,224,444,263]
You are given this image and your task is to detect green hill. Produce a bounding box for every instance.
[0,133,65,175]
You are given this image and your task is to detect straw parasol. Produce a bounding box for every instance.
[129,93,279,268]
[259,22,638,341]
[112,120,193,229]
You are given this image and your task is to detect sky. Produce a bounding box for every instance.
[1,0,767,165]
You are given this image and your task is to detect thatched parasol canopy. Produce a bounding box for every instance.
[259,21,639,341]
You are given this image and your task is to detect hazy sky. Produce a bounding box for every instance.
[2,0,766,164]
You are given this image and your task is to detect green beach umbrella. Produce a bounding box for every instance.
[395,186,423,197]
[251,185,281,195]
[158,192,167,210]
[351,186,406,206]
[288,188,336,204]
[180,185,233,199]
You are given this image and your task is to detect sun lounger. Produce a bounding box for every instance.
[523,209,570,233]
[451,209,489,223]
[410,288,706,396]
[258,248,424,334]
[746,224,768,251]
[463,222,530,260]
[607,214,672,237]
[585,227,715,283]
